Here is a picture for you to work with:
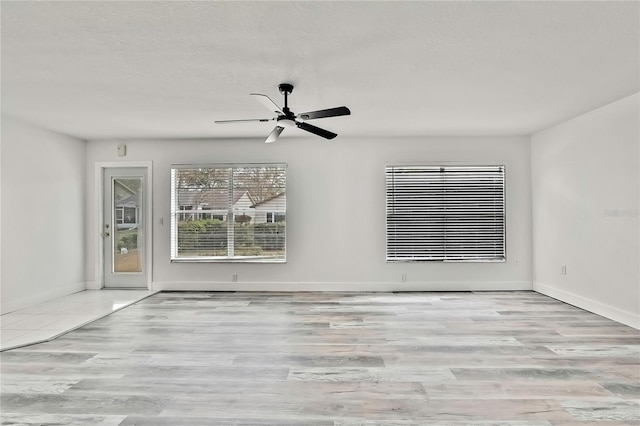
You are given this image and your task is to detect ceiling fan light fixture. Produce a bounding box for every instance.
[277,118,296,128]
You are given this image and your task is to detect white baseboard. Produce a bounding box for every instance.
[0,281,86,315]
[534,282,640,330]
[152,280,532,292]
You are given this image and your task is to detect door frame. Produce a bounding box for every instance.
[93,161,153,290]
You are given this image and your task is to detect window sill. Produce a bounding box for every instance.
[171,257,286,264]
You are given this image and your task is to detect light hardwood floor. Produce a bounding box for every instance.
[1,291,639,425]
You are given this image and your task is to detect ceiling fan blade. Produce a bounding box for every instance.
[296,122,337,140]
[215,118,273,124]
[250,93,283,115]
[297,106,351,120]
[265,126,285,143]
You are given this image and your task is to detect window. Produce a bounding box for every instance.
[386,165,505,262]
[115,207,137,225]
[266,212,286,223]
[171,164,286,262]
[123,207,137,224]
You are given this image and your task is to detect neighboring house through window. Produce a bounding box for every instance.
[253,192,287,224]
[113,179,140,229]
[178,189,254,221]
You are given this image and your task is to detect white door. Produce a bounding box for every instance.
[103,167,148,288]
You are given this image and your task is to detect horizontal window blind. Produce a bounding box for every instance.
[171,164,286,262]
[386,165,505,262]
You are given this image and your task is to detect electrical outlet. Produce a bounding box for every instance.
[561,265,567,275]
[401,273,407,282]
[232,273,238,282]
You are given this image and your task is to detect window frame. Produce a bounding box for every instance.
[385,163,506,263]
[170,163,287,263]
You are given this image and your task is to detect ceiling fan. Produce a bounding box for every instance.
[215,83,351,143]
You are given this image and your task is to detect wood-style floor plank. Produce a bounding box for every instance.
[1,291,639,425]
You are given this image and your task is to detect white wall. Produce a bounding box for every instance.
[531,93,640,328]
[1,117,86,314]
[86,135,531,291]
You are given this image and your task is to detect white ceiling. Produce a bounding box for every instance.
[1,1,638,141]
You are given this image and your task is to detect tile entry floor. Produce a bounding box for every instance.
[1,291,639,425]
[0,290,157,351]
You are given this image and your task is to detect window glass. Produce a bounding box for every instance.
[171,164,286,262]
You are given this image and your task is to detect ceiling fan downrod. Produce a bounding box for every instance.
[279,83,294,115]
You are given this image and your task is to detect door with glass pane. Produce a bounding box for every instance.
[103,167,147,288]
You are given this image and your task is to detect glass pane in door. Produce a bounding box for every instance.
[112,177,143,273]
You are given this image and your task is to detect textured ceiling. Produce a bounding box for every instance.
[1,1,638,141]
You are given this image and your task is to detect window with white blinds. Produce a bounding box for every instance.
[386,165,505,262]
[171,164,286,262]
